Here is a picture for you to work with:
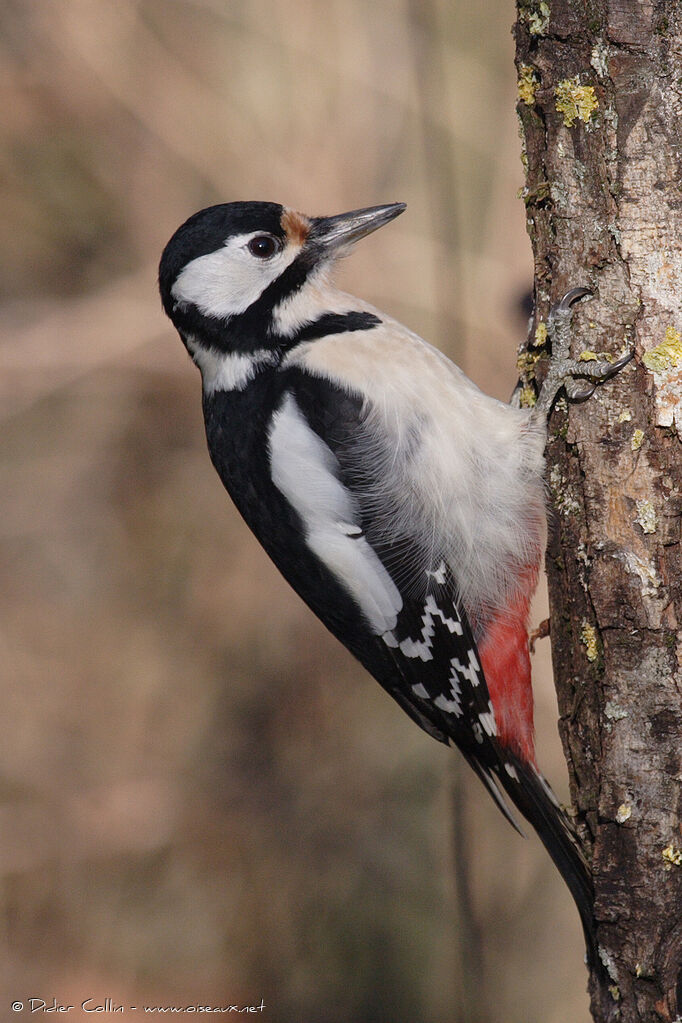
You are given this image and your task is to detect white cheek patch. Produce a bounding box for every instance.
[268,393,403,634]
[171,233,301,320]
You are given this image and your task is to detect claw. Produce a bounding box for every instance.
[529,617,550,654]
[578,348,635,383]
[554,286,593,314]
[534,285,633,418]
[608,349,634,374]
[565,380,596,402]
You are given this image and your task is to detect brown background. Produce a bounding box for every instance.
[1,1,589,1020]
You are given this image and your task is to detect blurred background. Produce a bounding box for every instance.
[0,1,589,1020]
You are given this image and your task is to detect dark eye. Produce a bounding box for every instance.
[248,234,279,259]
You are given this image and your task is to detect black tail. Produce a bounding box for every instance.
[469,749,598,964]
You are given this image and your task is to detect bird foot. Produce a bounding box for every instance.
[529,617,550,654]
[534,288,634,419]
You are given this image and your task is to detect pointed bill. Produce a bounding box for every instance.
[310,203,406,252]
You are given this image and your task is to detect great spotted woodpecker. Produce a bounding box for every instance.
[159,201,631,957]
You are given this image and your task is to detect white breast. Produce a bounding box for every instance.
[283,296,547,625]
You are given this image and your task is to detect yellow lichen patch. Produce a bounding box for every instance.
[617,410,632,423]
[280,207,311,245]
[519,386,537,408]
[579,349,598,361]
[642,325,682,372]
[534,320,547,347]
[518,65,539,106]
[555,77,599,127]
[636,499,657,534]
[517,350,541,375]
[631,429,644,451]
[527,1,550,35]
[581,621,598,662]
[615,804,632,824]
[662,843,682,868]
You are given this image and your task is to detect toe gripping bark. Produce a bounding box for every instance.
[534,288,634,419]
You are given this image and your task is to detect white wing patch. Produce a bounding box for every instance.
[479,706,498,736]
[433,674,463,717]
[386,593,463,662]
[268,393,403,634]
[451,649,483,687]
[410,649,494,727]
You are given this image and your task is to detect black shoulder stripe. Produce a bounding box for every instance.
[292,311,381,344]
[283,367,366,461]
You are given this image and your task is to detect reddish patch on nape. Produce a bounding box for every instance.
[280,208,311,245]
[476,575,538,766]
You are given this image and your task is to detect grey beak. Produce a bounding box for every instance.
[310,203,406,251]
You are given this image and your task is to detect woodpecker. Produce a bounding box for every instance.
[159,201,631,957]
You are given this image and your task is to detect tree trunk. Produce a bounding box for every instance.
[515,3,682,1021]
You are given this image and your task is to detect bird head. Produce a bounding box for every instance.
[159,201,405,352]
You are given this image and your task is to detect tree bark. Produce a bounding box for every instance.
[515,3,682,1021]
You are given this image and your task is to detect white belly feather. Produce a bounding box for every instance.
[282,304,547,626]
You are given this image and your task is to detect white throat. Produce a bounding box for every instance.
[272,271,378,338]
